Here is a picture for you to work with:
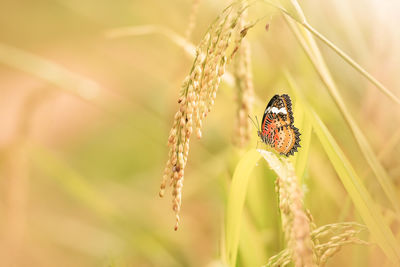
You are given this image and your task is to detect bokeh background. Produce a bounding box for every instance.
[0,0,399,266]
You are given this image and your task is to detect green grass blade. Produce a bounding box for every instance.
[290,100,304,167]
[225,149,261,266]
[291,98,312,182]
[309,111,400,264]
[287,74,400,263]
[275,0,400,105]
[282,11,400,216]
[301,22,400,105]
[238,213,268,267]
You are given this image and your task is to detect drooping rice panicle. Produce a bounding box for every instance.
[160,2,255,230]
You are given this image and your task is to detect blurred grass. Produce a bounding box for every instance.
[0,43,101,102]
[0,0,399,266]
[282,2,400,216]
[308,109,400,263]
[288,73,400,263]
[291,100,312,182]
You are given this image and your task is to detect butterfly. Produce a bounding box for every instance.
[257,94,301,156]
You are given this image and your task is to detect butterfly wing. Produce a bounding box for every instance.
[274,124,301,156]
[261,95,280,130]
[260,95,280,145]
[259,94,301,156]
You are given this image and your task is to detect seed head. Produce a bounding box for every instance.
[160,2,254,230]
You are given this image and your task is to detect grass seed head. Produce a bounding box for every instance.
[160,2,253,230]
[259,150,315,266]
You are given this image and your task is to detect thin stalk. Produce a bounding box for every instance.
[301,22,400,105]
[284,13,400,217]
[261,0,400,105]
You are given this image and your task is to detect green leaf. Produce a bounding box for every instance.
[238,213,268,267]
[286,73,400,263]
[225,149,261,266]
[291,99,312,182]
[309,111,400,264]
[275,0,400,105]
[282,6,400,216]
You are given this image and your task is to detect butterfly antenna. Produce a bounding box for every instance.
[255,116,260,131]
[248,115,259,130]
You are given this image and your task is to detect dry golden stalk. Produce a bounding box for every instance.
[233,41,254,147]
[275,176,316,267]
[233,9,254,147]
[258,149,316,267]
[315,227,369,266]
[265,221,369,267]
[160,3,253,230]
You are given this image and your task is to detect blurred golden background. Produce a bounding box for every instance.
[0,0,399,266]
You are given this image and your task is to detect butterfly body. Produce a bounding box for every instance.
[258,94,301,156]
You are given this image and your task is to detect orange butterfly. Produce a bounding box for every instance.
[257,94,301,156]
